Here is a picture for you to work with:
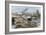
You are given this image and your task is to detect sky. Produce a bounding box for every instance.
[11,6,41,14]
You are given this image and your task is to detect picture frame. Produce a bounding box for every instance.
[5,1,45,34]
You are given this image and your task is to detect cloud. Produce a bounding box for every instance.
[11,6,41,13]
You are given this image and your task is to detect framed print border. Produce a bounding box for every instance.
[5,1,45,34]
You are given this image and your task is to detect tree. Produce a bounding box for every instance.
[21,7,30,15]
[36,9,40,18]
